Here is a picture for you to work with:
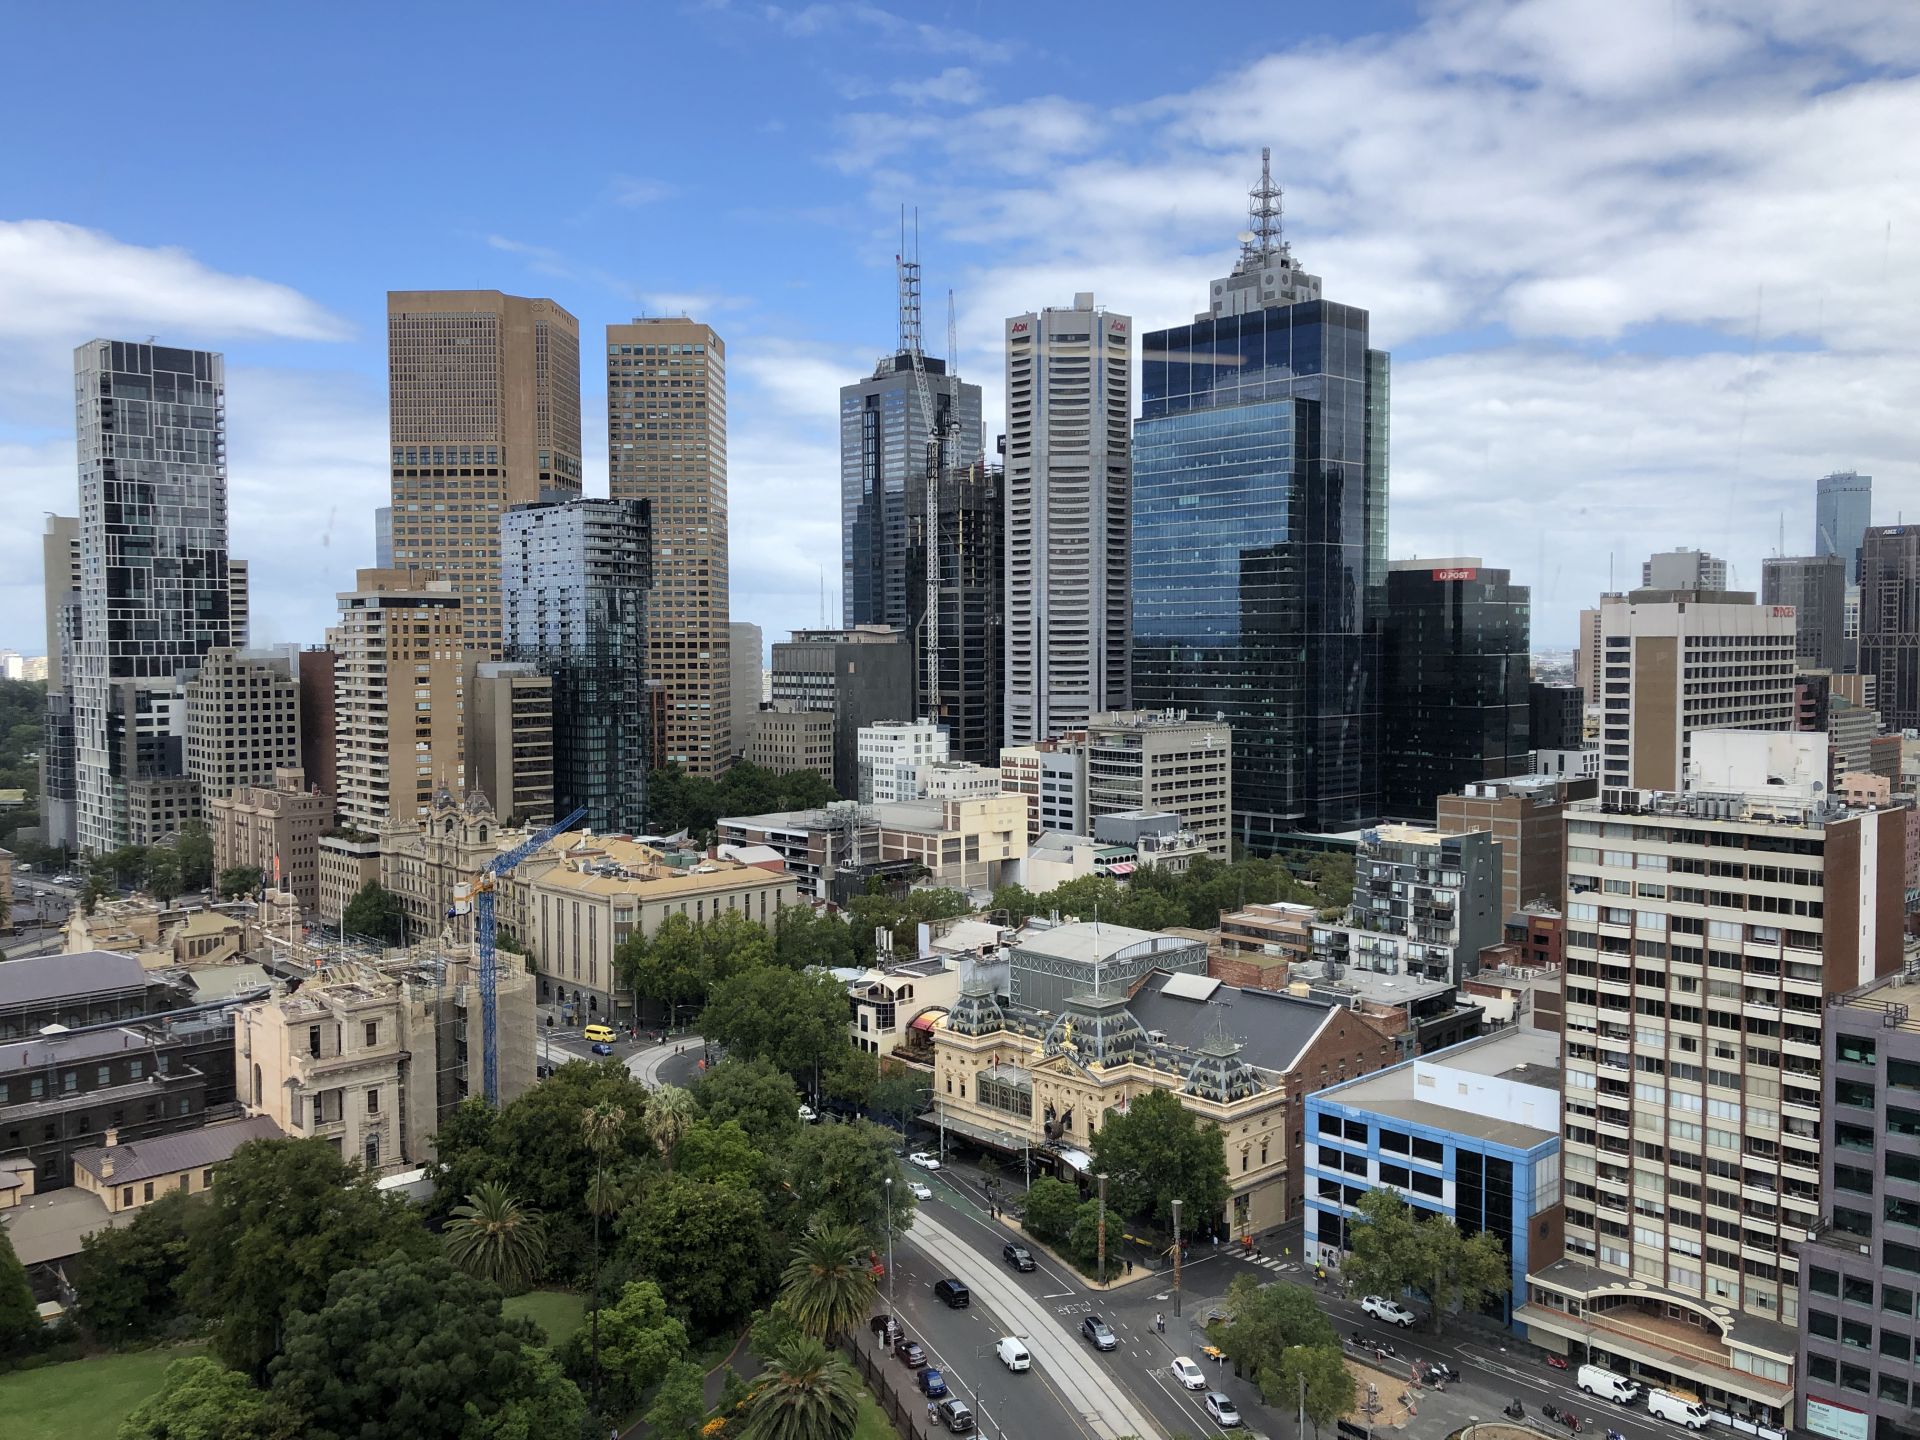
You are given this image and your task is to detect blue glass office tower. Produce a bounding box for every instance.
[1132,154,1389,844]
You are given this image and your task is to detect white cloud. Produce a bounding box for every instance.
[609,175,676,207]
[0,220,351,344]
[760,3,1013,64]
[892,67,985,106]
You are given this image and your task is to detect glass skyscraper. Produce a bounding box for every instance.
[501,498,652,835]
[1815,470,1871,584]
[1131,157,1389,844]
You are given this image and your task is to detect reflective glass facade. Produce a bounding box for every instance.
[1132,301,1388,842]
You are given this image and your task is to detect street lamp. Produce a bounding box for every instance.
[1171,1197,1184,1319]
[884,1176,895,1310]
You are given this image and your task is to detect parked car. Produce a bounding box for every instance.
[894,1337,926,1367]
[908,1180,934,1201]
[933,1277,970,1308]
[1171,1357,1207,1390]
[994,1336,1031,1372]
[1002,1242,1036,1272]
[870,1313,903,1345]
[1648,1390,1711,1430]
[1361,1294,1418,1327]
[1206,1392,1243,1427]
[936,1397,975,1433]
[1081,1315,1117,1351]
[909,1151,942,1170]
[919,1367,948,1398]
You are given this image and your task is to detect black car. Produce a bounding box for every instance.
[894,1337,926,1367]
[1002,1242,1036,1273]
[933,1277,971,1308]
[936,1397,976,1433]
[1081,1315,1117,1351]
[870,1313,903,1344]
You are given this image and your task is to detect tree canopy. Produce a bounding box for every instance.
[692,1057,804,1151]
[0,1222,36,1357]
[991,848,1351,931]
[268,1253,584,1440]
[341,880,407,945]
[617,909,776,1026]
[1340,1186,1511,1331]
[620,1175,774,1332]
[77,1187,199,1343]
[117,1355,293,1440]
[1217,1275,1337,1397]
[1089,1086,1229,1229]
[560,1279,688,1419]
[647,761,838,842]
[701,964,858,1088]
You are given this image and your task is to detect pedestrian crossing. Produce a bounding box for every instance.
[1242,1254,1301,1274]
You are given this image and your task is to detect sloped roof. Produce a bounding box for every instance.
[72,1115,284,1186]
[0,950,151,1008]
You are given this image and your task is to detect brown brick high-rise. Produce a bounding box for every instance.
[606,318,730,776]
[386,291,582,660]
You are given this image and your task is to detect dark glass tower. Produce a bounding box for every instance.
[1379,561,1531,820]
[906,459,1004,763]
[1131,153,1389,845]
[501,498,652,834]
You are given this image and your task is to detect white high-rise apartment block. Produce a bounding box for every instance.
[1003,293,1132,744]
[999,741,1087,840]
[1641,548,1729,590]
[857,718,949,804]
[1598,589,1796,792]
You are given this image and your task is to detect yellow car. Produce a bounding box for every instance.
[583,1024,617,1044]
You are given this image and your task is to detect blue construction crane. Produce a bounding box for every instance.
[473,806,587,1104]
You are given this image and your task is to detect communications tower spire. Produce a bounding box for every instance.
[1243,146,1289,267]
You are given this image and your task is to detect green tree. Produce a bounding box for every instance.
[701,965,855,1088]
[76,1187,199,1343]
[267,1254,584,1440]
[464,1342,587,1440]
[218,865,265,899]
[1276,1344,1357,1435]
[187,1136,435,1380]
[443,1182,547,1295]
[869,1069,931,1140]
[619,912,708,1026]
[144,846,182,902]
[698,908,776,987]
[117,1355,290,1440]
[780,1120,912,1239]
[1339,1187,1424,1312]
[820,1042,878,1108]
[673,1117,767,1191]
[779,1219,877,1340]
[644,1083,698,1169]
[622,1174,772,1333]
[1089,1087,1229,1228]
[0,1222,36,1355]
[693,1058,803,1151]
[1067,1199,1119,1278]
[740,1334,862,1440]
[1218,1275,1336,1395]
[772,904,855,970]
[645,1359,709,1440]
[560,1279,689,1419]
[175,821,214,892]
[1414,1213,1512,1332]
[987,882,1043,925]
[581,1099,629,1412]
[341,880,407,945]
[1020,1177,1080,1246]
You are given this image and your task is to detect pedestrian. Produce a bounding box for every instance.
[1126,1258,1133,1275]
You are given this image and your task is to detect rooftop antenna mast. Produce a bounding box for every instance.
[1244,146,1289,267]
[898,207,950,730]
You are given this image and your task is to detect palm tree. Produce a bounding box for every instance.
[739,1335,862,1440]
[645,1083,697,1169]
[580,1100,627,1414]
[778,1220,876,1341]
[444,1181,547,1293]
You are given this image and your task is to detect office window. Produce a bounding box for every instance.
[143,1182,154,1202]
[364,1022,378,1047]
[366,1088,380,1115]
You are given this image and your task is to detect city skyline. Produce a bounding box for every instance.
[2,2,1914,662]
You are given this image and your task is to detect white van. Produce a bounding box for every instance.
[1648,1389,1712,1429]
[994,1336,1031,1372]
[1578,1365,1642,1404]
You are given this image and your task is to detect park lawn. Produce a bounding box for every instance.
[502,1289,587,1348]
[0,1343,204,1440]
[854,1389,894,1440]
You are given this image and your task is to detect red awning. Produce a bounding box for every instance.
[909,1013,938,1032]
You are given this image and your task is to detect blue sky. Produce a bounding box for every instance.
[3,0,1918,657]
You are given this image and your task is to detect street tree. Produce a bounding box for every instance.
[218,865,265,899]
[772,904,854,970]
[1089,1087,1229,1228]
[780,1119,912,1239]
[645,1359,710,1440]
[1020,1177,1079,1246]
[739,1334,863,1440]
[869,1069,931,1139]
[1276,1344,1357,1436]
[1218,1275,1337,1394]
[673,1117,767,1191]
[118,1355,292,1440]
[341,880,406,945]
[779,1219,877,1340]
[701,964,855,1088]
[693,1057,803,1151]
[1340,1187,1509,1330]
[644,1083,698,1169]
[443,1182,547,1295]
[75,1187,199,1343]
[175,821,215,891]
[187,1137,435,1379]
[143,847,182,902]
[1415,1214,1511,1332]
[267,1254,584,1440]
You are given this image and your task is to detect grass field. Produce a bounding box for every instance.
[0,1344,204,1440]
[854,1388,895,1440]
[502,1289,587,1347]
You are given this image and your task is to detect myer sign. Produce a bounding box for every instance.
[1806,1397,1869,1440]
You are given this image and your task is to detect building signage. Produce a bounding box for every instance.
[1009,321,1030,334]
[1432,567,1478,582]
[1805,1398,1869,1440]
[1770,605,1797,618]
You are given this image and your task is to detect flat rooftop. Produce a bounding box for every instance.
[1011,920,1194,965]
[1319,1030,1562,1149]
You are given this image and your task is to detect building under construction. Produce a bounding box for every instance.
[233,936,536,1175]
[907,458,1005,764]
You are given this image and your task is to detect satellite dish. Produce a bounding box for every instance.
[1237,230,1256,244]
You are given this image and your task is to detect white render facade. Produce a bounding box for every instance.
[857,718,949,804]
[1003,294,1132,744]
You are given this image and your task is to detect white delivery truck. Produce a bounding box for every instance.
[1647,1389,1712,1429]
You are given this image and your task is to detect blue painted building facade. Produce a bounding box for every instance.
[1303,1026,1562,1332]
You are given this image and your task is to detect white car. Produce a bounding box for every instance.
[1171,1356,1207,1390]
[995,1336,1031,1372]
[908,1180,934,1201]
[797,1104,818,1124]
[909,1151,942,1170]
[1205,1392,1242,1428]
[1360,1294,1418,1328]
